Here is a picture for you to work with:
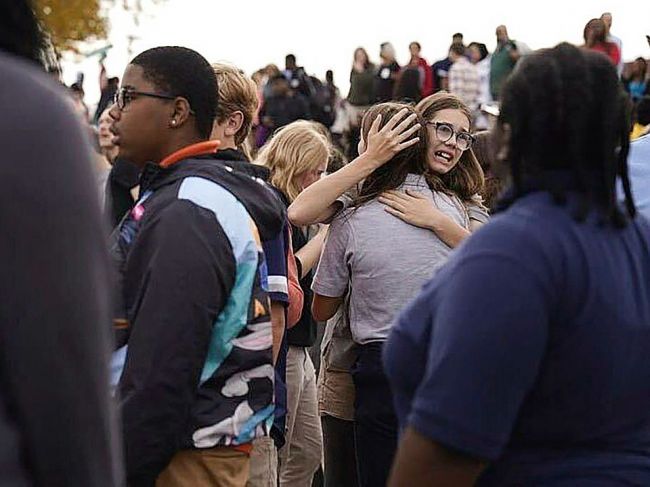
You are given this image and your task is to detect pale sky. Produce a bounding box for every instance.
[62,0,650,108]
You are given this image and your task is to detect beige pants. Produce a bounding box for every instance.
[247,436,278,487]
[156,447,250,487]
[278,346,323,486]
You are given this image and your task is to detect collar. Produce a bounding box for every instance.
[159,140,221,168]
[215,148,249,163]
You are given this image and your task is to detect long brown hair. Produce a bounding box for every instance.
[353,102,428,207]
[416,92,485,201]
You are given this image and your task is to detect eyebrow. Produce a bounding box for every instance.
[437,121,471,133]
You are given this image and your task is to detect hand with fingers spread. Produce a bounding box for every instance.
[378,189,442,230]
[363,108,422,169]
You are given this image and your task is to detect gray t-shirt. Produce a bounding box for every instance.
[313,174,471,344]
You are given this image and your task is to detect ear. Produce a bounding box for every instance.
[224,111,245,138]
[169,97,193,128]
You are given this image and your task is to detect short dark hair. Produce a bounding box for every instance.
[450,43,465,57]
[285,54,296,64]
[131,46,218,139]
[0,0,47,66]
[453,32,464,39]
[409,41,421,51]
[499,42,635,227]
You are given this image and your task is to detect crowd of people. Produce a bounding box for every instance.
[2,1,650,487]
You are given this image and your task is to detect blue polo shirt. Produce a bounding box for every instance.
[384,191,650,485]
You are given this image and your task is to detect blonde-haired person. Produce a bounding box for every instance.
[256,120,331,487]
[209,62,306,487]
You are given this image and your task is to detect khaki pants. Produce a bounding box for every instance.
[279,346,323,486]
[247,436,278,487]
[156,447,250,487]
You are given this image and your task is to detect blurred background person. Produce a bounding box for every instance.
[408,41,434,98]
[260,74,311,136]
[393,66,422,103]
[448,43,480,113]
[284,53,315,99]
[375,42,400,103]
[431,45,454,93]
[623,57,649,104]
[582,18,620,67]
[468,42,492,130]
[490,25,521,101]
[345,47,375,160]
[601,12,623,76]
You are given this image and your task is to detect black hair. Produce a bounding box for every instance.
[499,42,635,227]
[637,96,650,126]
[453,32,464,39]
[131,46,218,139]
[409,41,421,51]
[0,0,48,66]
[285,54,296,65]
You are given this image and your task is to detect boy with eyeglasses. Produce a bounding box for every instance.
[108,46,285,486]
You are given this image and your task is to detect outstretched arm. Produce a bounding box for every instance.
[288,108,421,225]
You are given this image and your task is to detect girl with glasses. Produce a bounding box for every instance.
[288,91,488,249]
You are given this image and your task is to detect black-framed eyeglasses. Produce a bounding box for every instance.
[112,87,176,110]
[428,122,475,151]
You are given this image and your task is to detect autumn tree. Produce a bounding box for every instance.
[33,0,165,54]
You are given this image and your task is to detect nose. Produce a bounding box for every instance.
[108,102,120,121]
[444,133,459,148]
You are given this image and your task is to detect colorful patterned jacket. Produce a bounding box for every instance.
[109,144,285,484]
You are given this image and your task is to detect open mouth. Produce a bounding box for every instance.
[434,150,454,164]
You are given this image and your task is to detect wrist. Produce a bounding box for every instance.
[427,210,447,232]
[355,151,384,172]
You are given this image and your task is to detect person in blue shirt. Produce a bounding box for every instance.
[384,43,650,486]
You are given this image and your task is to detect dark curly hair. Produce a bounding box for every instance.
[498,42,635,227]
[131,46,218,139]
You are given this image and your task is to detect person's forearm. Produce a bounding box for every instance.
[295,230,327,278]
[388,427,485,487]
[270,302,285,364]
[428,213,472,248]
[288,152,378,226]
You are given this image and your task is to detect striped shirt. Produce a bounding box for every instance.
[449,57,480,111]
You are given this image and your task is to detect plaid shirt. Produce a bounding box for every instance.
[449,57,480,110]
